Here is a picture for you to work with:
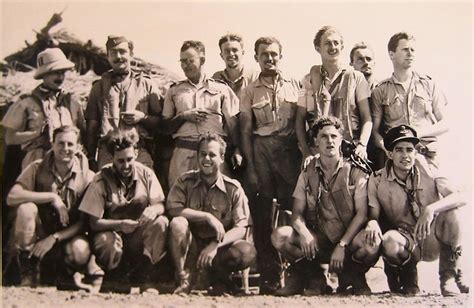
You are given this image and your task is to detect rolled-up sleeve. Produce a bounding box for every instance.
[367,174,381,210]
[166,176,187,211]
[162,89,176,120]
[147,170,165,205]
[292,171,308,201]
[231,187,250,228]
[78,177,106,218]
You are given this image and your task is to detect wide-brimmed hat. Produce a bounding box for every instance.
[34,48,75,79]
[383,124,420,151]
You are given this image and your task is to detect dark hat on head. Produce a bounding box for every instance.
[106,35,130,51]
[384,125,420,151]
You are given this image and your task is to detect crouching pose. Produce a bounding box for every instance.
[365,125,469,296]
[6,126,101,290]
[167,133,256,296]
[272,116,378,296]
[79,130,168,294]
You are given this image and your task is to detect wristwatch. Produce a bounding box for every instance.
[52,233,60,243]
[338,240,347,248]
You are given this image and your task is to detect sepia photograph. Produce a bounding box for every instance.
[1,0,472,307]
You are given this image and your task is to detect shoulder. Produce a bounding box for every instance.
[167,80,187,92]
[222,174,244,191]
[211,70,225,80]
[208,77,231,89]
[177,169,200,184]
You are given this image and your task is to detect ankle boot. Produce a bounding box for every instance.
[303,261,328,296]
[384,259,401,293]
[399,258,419,295]
[18,251,40,287]
[439,244,463,297]
[274,259,306,296]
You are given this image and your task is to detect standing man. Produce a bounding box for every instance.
[3,48,85,170]
[296,26,372,160]
[162,40,241,187]
[271,116,376,296]
[371,32,448,165]
[366,125,469,296]
[79,130,169,294]
[167,133,256,295]
[240,36,302,294]
[6,126,99,290]
[349,42,378,91]
[86,35,162,171]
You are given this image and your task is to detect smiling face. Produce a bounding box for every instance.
[255,42,282,75]
[388,141,416,172]
[198,140,224,177]
[52,131,79,164]
[112,146,137,178]
[42,70,67,91]
[220,40,244,70]
[390,39,415,70]
[316,31,343,63]
[314,125,342,158]
[351,48,375,78]
[180,47,204,81]
[107,41,132,73]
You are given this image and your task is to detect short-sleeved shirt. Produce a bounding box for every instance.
[240,72,301,136]
[16,151,94,222]
[167,170,250,239]
[2,85,82,151]
[371,71,447,136]
[79,162,165,220]
[293,156,368,202]
[368,155,454,229]
[212,67,259,98]
[162,76,240,139]
[86,71,163,140]
[297,66,370,132]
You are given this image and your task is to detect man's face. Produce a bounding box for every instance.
[314,125,342,158]
[107,41,132,73]
[255,43,282,75]
[180,47,204,80]
[198,140,223,177]
[220,40,244,69]
[42,70,67,91]
[388,141,416,172]
[316,31,343,62]
[390,39,415,70]
[351,48,375,78]
[52,131,79,164]
[112,146,137,178]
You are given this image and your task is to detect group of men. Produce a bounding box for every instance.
[2,25,469,298]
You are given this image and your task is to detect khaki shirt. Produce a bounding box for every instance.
[368,155,454,229]
[162,77,240,139]
[79,162,165,220]
[371,71,447,135]
[86,71,162,140]
[240,72,301,136]
[212,67,259,98]
[167,170,250,239]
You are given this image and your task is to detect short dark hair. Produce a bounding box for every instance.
[349,41,373,63]
[181,40,206,56]
[103,130,139,155]
[310,116,344,138]
[197,133,226,156]
[313,26,343,49]
[387,32,415,53]
[53,125,80,142]
[218,33,244,50]
[254,37,282,55]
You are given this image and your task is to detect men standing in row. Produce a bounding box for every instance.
[162,40,241,187]
[272,116,376,296]
[3,48,85,170]
[240,36,302,294]
[365,125,469,296]
[6,126,99,289]
[296,26,372,160]
[79,130,169,294]
[167,133,256,295]
[371,32,448,165]
[86,35,163,171]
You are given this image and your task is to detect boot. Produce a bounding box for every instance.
[18,251,40,288]
[384,259,401,293]
[207,268,237,296]
[439,244,463,297]
[130,255,159,294]
[455,269,469,294]
[99,267,131,294]
[303,262,328,296]
[173,271,192,295]
[274,260,306,296]
[399,258,419,295]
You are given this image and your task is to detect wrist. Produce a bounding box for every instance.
[116,220,123,232]
[51,232,60,244]
[338,240,348,248]
[357,141,367,147]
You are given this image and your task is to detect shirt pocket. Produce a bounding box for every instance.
[251,101,274,128]
[200,88,222,111]
[412,88,432,116]
[383,94,405,122]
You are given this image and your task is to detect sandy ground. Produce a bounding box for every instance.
[2,261,471,308]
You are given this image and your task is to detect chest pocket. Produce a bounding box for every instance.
[251,101,274,127]
[383,94,405,122]
[199,88,222,111]
[277,87,298,120]
[26,107,44,131]
[174,90,195,113]
[411,88,432,116]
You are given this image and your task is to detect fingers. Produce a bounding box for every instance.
[59,208,69,226]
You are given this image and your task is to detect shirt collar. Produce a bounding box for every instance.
[46,151,82,191]
[219,67,245,83]
[387,162,416,186]
[320,66,346,84]
[314,155,344,174]
[255,71,290,87]
[192,171,227,193]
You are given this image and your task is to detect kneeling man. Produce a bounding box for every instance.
[272,116,377,296]
[365,125,469,296]
[167,133,256,295]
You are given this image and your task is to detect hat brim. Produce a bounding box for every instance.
[34,60,75,79]
[387,136,420,151]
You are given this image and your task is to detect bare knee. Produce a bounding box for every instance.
[149,215,169,233]
[16,202,38,224]
[65,236,91,267]
[435,209,461,244]
[382,230,406,259]
[170,217,189,239]
[233,241,257,268]
[93,232,122,270]
[271,226,293,251]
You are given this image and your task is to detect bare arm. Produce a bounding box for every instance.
[240,112,254,170]
[7,183,57,207]
[291,197,313,239]
[295,106,311,159]
[5,128,41,146]
[340,195,368,245]
[356,98,373,147]
[86,119,100,160]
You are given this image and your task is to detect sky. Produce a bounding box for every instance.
[1,0,473,188]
